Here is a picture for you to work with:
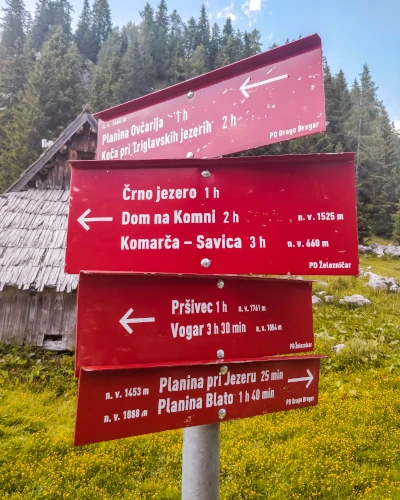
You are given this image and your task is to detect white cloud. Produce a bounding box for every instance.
[242,0,261,16]
[216,3,237,21]
[267,31,273,40]
[394,120,400,133]
[241,0,264,23]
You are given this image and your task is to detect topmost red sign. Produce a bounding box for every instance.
[95,35,325,161]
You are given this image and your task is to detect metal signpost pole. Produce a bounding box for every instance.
[182,424,220,500]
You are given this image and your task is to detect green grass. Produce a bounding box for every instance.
[1,255,400,499]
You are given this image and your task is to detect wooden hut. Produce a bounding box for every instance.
[0,110,98,350]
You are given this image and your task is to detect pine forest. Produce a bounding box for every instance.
[0,0,399,242]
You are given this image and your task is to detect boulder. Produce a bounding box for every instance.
[324,295,336,302]
[312,295,323,305]
[332,343,345,353]
[358,242,400,258]
[339,294,371,307]
[364,272,400,291]
[358,245,372,254]
[385,244,400,257]
[314,280,329,288]
[365,279,388,290]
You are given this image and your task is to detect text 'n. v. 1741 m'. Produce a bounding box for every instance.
[75,273,314,375]
[94,34,325,161]
[65,153,358,276]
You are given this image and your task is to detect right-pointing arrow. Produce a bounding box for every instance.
[119,308,156,334]
[288,369,314,388]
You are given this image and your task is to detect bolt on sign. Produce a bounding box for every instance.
[94,34,325,161]
[74,273,314,375]
[65,153,359,277]
[74,356,322,446]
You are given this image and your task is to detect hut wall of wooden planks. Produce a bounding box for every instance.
[0,288,76,350]
[0,110,97,350]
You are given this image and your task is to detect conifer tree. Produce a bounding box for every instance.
[393,204,400,243]
[89,0,112,61]
[89,28,123,111]
[182,44,207,79]
[332,69,352,150]
[52,0,72,41]
[208,22,220,70]
[74,0,91,59]
[117,24,155,102]
[197,4,210,67]
[368,105,400,236]
[168,9,185,83]
[348,66,380,239]
[222,17,233,38]
[0,27,86,189]
[0,38,31,112]
[0,0,30,112]
[29,0,73,51]
[0,0,27,57]
[184,17,198,56]
[242,29,261,58]
[154,0,169,79]
[219,18,240,65]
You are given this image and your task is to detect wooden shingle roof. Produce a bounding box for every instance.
[0,189,77,292]
[0,110,98,292]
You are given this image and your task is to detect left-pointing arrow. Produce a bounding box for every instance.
[77,208,113,231]
[288,369,314,388]
[240,73,289,99]
[119,308,156,334]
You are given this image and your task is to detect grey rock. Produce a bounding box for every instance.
[364,271,400,291]
[385,244,400,257]
[365,280,387,290]
[312,295,323,305]
[315,280,329,288]
[324,295,336,302]
[359,242,400,258]
[316,291,327,296]
[389,283,400,293]
[358,245,372,254]
[332,343,345,353]
[339,294,371,307]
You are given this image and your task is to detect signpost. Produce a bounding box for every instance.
[74,355,322,446]
[75,273,314,375]
[65,153,358,276]
[64,32,356,500]
[94,35,325,161]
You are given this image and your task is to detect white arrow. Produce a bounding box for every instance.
[288,369,314,388]
[119,308,155,334]
[240,73,289,98]
[77,208,113,231]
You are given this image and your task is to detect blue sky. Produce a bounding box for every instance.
[5,0,400,128]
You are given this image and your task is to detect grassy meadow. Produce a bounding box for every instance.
[1,254,400,499]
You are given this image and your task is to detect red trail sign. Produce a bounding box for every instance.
[94,35,325,161]
[65,154,358,276]
[75,273,314,375]
[74,356,322,445]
